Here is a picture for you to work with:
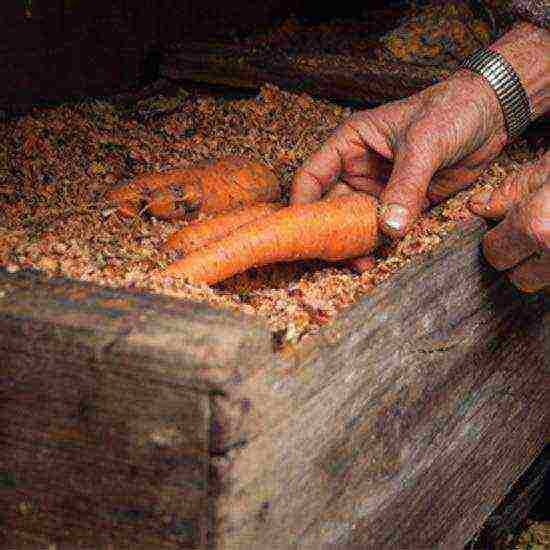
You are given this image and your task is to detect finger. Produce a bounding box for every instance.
[342,177,386,198]
[470,152,550,219]
[290,137,344,204]
[427,134,504,204]
[482,184,550,271]
[291,113,393,205]
[427,164,488,204]
[380,141,439,237]
[428,152,496,204]
[508,252,550,293]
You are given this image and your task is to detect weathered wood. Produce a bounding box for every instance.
[202,218,549,549]
[160,40,443,105]
[472,444,550,548]
[0,217,548,549]
[0,273,272,548]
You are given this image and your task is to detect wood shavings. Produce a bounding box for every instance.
[0,84,545,341]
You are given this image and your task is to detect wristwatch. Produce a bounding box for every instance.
[461,47,532,142]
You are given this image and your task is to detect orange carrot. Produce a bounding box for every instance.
[107,157,281,220]
[164,202,283,254]
[163,194,379,285]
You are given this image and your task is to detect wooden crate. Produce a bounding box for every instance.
[473,445,550,548]
[1,217,548,548]
[158,1,499,105]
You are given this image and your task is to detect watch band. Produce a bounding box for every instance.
[461,47,532,142]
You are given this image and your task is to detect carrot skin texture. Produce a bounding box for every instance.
[107,169,199,218]
[107,157,281,220]
[164,203,283,254]
[165,194,379,285]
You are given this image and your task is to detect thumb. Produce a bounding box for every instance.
[380,144,438,238]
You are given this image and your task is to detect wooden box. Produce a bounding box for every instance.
[1,217,548,549]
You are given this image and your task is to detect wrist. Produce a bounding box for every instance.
[490,22,550,119]
[450,68,507,140]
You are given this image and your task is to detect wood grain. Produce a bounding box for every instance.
[160,40,443,105]
[473,444,550,548]
[206,218,549,549]
[0,273,270,549]
[0,217,548,549]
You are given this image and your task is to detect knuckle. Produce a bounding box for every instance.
[527,216,550,253]
[343,110,396,158]
[344,112,376,143]
[402,132,436,166]
[524,190,550,253]
[511,186,550,252]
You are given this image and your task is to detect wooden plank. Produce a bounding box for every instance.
[473,444,550,548]
[0,218,548,549]
[158,2,442,103]
[0,270,273,548]
[160,40,442,104]
[202,218,549,549]
[1,389,210,548]
[0,267,273,390]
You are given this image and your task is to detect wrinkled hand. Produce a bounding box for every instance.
[469,150,550,293]
[291,69,507,238]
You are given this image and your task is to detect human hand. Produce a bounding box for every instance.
[291,68,507,238]
[469,150,549,293]
[291,23,549,242]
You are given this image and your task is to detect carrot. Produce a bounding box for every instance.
[107,157,281,220]
[163,194,379,285]
[164,202,283,254]
[324,183,378,274]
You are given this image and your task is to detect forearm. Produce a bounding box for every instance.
[490,21,550,118]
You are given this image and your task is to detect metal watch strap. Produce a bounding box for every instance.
[461,47,532,142]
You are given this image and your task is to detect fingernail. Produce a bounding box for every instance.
[382,204,409,233]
